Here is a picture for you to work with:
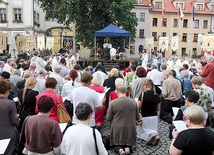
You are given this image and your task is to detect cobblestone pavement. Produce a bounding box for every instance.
[100,118,171,155]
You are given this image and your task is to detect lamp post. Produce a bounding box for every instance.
[59,27,63,49]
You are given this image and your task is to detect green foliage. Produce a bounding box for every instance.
[39,0,137,48]
[192,53,202,59]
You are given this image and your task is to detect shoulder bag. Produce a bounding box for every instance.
[93,128,99,155]
[136,92,143,125]
[56,94,71,123]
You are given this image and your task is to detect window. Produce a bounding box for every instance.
[51,32,54,36]
[173,19,178,27]
[58,32,61,36]
[155,2,162,8]
[203,20,208,28]
[132,12,136,17]
[193,34,198,42]
[140,13,145,22]
[64,32,67,36]
[182,33,187,41]
[58,39,61,44]
[193,48,197,55]
[176,3,183,9]
[162,32,166,37]
[162,18,167,27]
[33,11,36,22]
[183,19,188,27]
[14,8,22,21]
[139,29,144,38]
[152,32,157,40]
[182,48,186,56]
[152,18,158,26]
[37,13,39,23]
[196,4,203,10]
[0,8,6,21]
[173,33,178,36]
[194,20,199,28]
[211,5,214,11]
[136,0,142,4]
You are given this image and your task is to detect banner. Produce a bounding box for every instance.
[198,34,204,49]
[26,36,36,51]
[63,36,73,50]
[159,37,169,51]
[203,35,214,52]
[46,37,54,50]
[37,36,45,50]
[171,36,179,51]
[0,33,7,52]
[146,37,154,49]
[17,36,26,52]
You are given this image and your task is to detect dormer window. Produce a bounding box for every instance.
[196,4,203,11]
[176,3,183,9]
[155,2,162,8]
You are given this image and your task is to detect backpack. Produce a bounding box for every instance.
[195,87,212,111]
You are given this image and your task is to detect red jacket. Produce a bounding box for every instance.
[200,61,214,90]
[36,90,65,122]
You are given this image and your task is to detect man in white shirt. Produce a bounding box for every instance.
[110,47,117,60]
[30,51,45,73]
[147,65,164,86]
[49,65,63,94]
[34,69,47,93]
[68,71,102,127]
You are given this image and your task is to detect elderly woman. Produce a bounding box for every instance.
[89,72,105,127]
[23,96,62,155]
[107,83,139,155]
[61,103,107,155]
[137,79,161,146]
[36,77,66,122]
[169,105,214,155]
[17,76,39,132]
[103,68,119,113]
[131,66,147,99]
[0,79,19,155]
[180,70,192,95]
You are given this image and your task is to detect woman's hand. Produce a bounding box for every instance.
[172,128,178,139]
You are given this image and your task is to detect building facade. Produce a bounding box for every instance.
[134,0,214,57]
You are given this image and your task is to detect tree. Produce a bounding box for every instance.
[40,0,137,48]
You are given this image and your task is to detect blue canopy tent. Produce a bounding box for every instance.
[94,24,131,58]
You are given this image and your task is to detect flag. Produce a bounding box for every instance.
[178,5,184,21]
[162,3,166,22]
[192,4,195,22]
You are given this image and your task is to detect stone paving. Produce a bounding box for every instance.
[100,118,171,155]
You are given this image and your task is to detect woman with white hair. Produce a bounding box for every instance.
[89,71,105,127]
[103,68,119,112]
[169,105,214,155]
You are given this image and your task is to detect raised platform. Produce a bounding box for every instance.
[77,58,131,71]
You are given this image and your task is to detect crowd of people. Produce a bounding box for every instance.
[0,49,214,155]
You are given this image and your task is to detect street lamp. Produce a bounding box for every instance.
[59,27,63,49]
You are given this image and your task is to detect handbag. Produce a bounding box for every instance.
[136,113,143,125]
[56,94,71,123]
[14,116,30,155]
[136,92,144,125]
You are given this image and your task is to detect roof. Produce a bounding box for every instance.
[94,24,131,37]
[150,0,214,15]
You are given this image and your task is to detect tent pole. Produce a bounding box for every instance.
[94,36,96,59]
[129,37,130,59]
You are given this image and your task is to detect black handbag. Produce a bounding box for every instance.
[14,116,30,155]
